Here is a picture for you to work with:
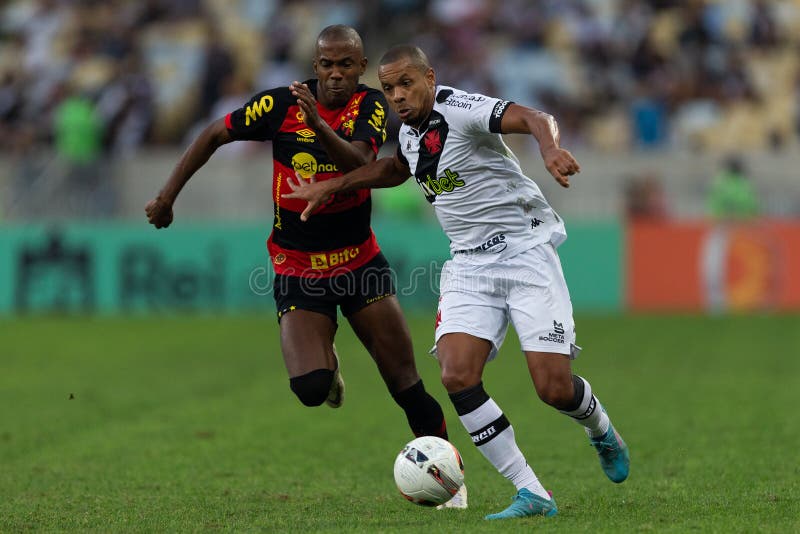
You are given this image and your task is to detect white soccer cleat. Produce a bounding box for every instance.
[436,483,468,509]
[325,345,345,408]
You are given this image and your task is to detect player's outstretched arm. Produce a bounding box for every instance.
[283,155,410,221]
[499,104,581,188]
[145,118,233,228]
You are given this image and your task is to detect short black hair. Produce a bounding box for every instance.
[379,45,430,72]
[315,25,363,55]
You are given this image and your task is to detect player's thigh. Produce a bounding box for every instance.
[341,254,419,388]
[279,310,338,377]
[507,245,578,358]
[435,285,509,362]
[274,274,339,377]
[341,252,410,359]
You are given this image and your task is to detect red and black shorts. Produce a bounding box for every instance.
[274,252,395,323]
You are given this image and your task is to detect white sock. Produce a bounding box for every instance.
[450,384,550,500]
[559,376,610,438]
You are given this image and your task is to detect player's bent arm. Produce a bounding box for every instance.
[290,82,375,172]
[284,155,411,221]
[158,118,233,204]
[332,154,411,192]
[499,103,580,188]
[315,124,376,172]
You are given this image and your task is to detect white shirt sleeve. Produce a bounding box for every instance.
[435,87,513,136]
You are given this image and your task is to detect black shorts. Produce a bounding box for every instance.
[274,252,396,323]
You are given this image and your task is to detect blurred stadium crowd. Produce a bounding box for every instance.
[1,0,800,219]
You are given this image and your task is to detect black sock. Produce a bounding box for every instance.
[392,379,448,439]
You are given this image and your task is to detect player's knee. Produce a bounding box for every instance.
[440,368,476,393]
[535,380,574,409]
[289,369,334,407]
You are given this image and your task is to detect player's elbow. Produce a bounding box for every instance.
[204,119,233,149]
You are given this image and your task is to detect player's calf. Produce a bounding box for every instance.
[392,379,448,439]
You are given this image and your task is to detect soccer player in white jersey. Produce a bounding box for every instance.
[284,45,630,520]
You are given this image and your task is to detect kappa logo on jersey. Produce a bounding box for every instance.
[416,168,465,201]
[423,130,442,154]
[245,95,274,126]
[531,217,543,228]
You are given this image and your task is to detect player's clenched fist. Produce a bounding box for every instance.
[145,197,174,228]
[541,147,581,188]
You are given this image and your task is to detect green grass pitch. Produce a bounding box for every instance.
[1,313,798,532]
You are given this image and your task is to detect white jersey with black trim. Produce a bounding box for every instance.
[397,85,566,264]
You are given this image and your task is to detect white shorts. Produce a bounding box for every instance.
[434,243,581,361]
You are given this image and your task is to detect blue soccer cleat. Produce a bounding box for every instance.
[484,489,557,520]
[590,423,630,483]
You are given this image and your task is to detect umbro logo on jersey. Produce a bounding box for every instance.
[296,128,316,143]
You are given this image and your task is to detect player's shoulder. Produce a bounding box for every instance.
[434,85,493,108]
[434,86,494,119]
[355,83,387,103]
[433,85,510,133]
[243,85,293,108]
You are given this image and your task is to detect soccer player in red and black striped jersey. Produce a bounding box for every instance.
[145,26,451,456]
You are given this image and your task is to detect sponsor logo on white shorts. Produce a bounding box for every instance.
[539,320,566,344]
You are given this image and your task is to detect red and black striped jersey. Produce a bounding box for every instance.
[224,80,388,277]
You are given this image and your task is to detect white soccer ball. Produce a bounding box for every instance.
[393,436,464,506]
